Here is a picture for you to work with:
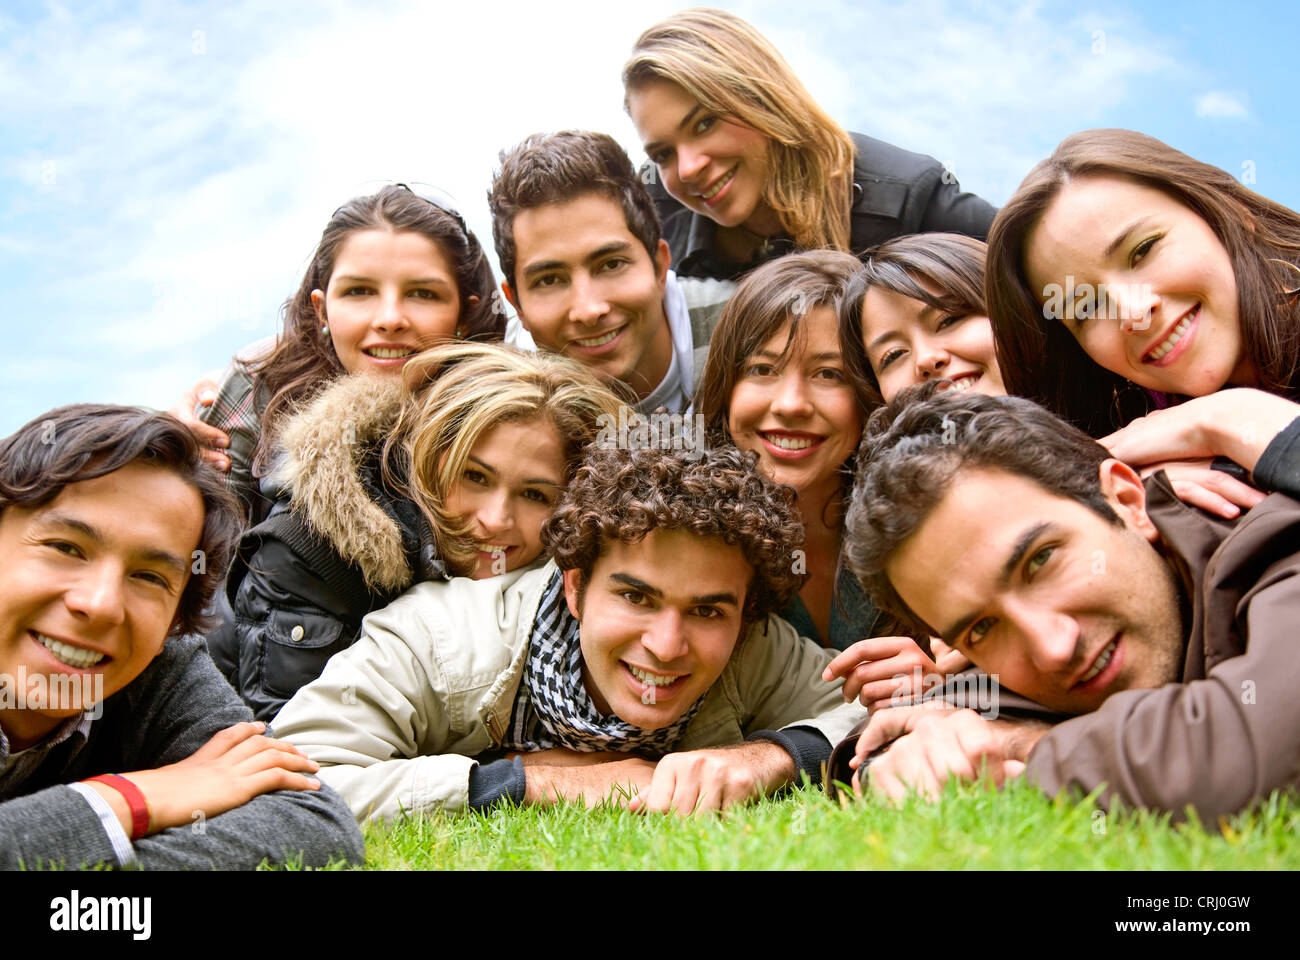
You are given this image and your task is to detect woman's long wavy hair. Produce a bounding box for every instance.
[384,342,625,576]
[623,7,855,253]
[986,128,1300,435]
[249,185,503,475]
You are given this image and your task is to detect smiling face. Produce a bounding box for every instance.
[0,463,203,749]
[505,192,673,403]
[313,228,464,377]
[726,305,864,503]
[627,78,780,236]
[441,417,566,580]
[885,463,1185,715]
[860,284,1006,403]
[563,528,752,729]
[1023,174,1253,396]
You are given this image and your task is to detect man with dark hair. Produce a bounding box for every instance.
[489,130,734,415]
[830,382,1300,819]
[274,445,863,819]
[0,404,363,868]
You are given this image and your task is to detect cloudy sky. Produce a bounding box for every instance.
[2,0,1296,435]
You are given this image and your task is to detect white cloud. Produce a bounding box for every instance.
[1195,90,1249,119]
[0,0,1252,433]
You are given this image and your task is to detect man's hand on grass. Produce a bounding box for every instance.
[850,705,1048,804]
[522,757,657,808]
[628,741,796,817]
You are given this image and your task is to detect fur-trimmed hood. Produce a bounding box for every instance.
[276,374,417,593]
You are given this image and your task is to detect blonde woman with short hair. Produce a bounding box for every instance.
[623,7,996,281]
[207,341,625,721]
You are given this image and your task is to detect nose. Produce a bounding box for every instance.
[770,371,814,419]
[567,273,610,328]
[65,562,126,628]
[1006,598,1079,675]
[677,143,709,186]
[475,489,515,538]
[371,290,409,333]
[641,608,689,665]
[913,337,949,380]
[1112,282,1158,333]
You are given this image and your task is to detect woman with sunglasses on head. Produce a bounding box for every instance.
[842,231,1270,516]
[208,341,624,721]
[621,8,996,283]
[984,129,1300,502]
[171,184,503,526]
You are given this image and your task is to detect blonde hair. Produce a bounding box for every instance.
[384,342,626,576]
[623,7,856,252]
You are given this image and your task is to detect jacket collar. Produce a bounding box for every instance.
[276,375,415,593]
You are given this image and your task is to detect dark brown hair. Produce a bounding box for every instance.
[844,382,1119,634]
[986,128,1300,435]
[250,184,502,475]
[0,405,243,637]
[541,444,805,625]
[840,234,990,410]
[488,131,663,289]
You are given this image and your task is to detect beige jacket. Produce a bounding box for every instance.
[274,561,865,823]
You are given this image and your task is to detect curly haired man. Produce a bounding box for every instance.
[274,444,864,820]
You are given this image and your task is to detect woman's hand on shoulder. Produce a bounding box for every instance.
[1102,388,1300,475]
[168,372,231,471]
[823,635,971,712]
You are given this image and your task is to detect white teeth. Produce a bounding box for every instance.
[574,329,619,348]
[764,434,815,450]
[943,376,979,393]
[479,545,513,552]
[1079,638,1117,684]
[629,665,677,687]
[1147,315,1193,362]
[36,633,105,668]
[701,167,735,200]
[365,348,415,359]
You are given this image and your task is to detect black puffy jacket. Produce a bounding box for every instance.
[206,375,447,722]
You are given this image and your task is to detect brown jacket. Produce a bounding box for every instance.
[830,474,1300,820]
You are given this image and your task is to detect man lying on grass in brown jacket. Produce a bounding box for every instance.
[826,383,1300,821]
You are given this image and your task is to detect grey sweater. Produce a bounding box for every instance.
[0,635,365,870]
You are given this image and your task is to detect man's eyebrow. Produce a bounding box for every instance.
[36,513,189,578]
[937,521,1055,644]
[584,241,633,265]
[1105,218,1153,259]
[608,573,739,608]
[642,104,703,154]
[610,572,663,599]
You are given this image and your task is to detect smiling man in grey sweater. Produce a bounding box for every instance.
[0,403,363,870]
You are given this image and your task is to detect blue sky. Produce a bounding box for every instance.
[2,0,1296,435]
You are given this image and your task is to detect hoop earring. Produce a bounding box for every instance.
[1269,258,1300,298]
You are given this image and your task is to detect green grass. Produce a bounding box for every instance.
[351,779,1300,870]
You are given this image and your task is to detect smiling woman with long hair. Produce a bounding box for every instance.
[622,8,996,281]
[984,128,1300,502]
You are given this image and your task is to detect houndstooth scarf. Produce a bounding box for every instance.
[503,570,703,754]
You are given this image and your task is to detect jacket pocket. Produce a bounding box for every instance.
[260,609,354,702]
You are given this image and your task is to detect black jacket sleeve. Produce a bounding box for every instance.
[208,503,378,723]
[1253,415,1300,500]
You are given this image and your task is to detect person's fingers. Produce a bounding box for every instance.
[823,636,912,681]
[221,731,311,766]
[1003,760,1026,781]
[1195,470,1265,509]
[191,721,266,760]
[640,762,680,815]
[200,447,232,472]
[194,378,220,407]
[1170,480,1240,518]
[237,746,320,778]
[852,676,912,709]
[244,767,322,799]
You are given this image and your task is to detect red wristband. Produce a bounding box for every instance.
[83,774,151,839]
